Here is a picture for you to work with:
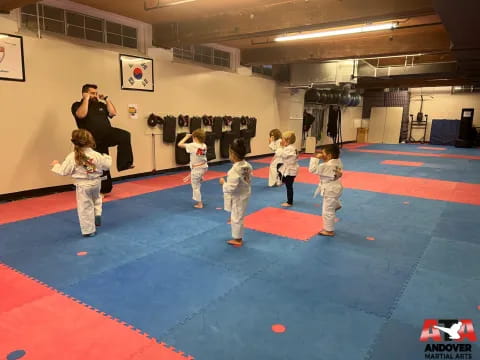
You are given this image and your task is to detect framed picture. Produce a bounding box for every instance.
[119,54,154,92]
[0,34,26,82]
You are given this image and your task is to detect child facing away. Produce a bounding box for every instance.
[276,131,299,207]
[178,129,208,209]
[219,138,253,247]
[268,129,283,187]
[51,129,112,237]
[308,144,343,237]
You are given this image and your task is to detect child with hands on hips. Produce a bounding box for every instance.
[219,138,253,247]
[308,144,343,237]
[178,129,208,209]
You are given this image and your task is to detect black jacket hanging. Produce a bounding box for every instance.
[327,106,342,146]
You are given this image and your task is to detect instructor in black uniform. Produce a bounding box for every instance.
[71,84,134,194]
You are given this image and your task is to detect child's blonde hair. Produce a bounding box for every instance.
[282,131,296,145]
[192,129,206,143]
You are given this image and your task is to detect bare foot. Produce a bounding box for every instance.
[227,239,243,247]
[194,202,204,209]
[318,230,335,237]
[281,202,292,207]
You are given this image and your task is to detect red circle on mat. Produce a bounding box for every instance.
[366,237,376,241]
[216,207,222,210]
[77,251,88,256]
[335,218,340,223]
[477,305,480,310]
[272,324,286,333]
[314,204,320,207]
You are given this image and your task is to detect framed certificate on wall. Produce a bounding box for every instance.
[0,34,26,82]
[119,54,154,92]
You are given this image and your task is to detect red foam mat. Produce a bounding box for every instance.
[348,148,480,160]
[244,207,323,241]
[417,146,446,151]
[381,160,424,167]
[0,263,192,360]
[0,171,225,225]
[253,167,480,205]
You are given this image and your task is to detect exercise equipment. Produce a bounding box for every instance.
[327,105,342,146]
[175,132,191,165]
[231,117,241,137]
[178,114,190,128]
[303,110,315,132]
[340,92,352,106]
[455,108,475,148]
[318,91,327,104]
[213,116,223,139]
[408,113,428,143]
[205,132,216,161]
[305,88,320,103]
[189,116,202,133]
[247,117,257,138]
[163,115,177,143]
[220,132,236,158]
[147,113,163,127]
[240,129,252,154]
[223,116,233,126]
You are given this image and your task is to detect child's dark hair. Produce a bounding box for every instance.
[71,129,96,166]
[323,144,340,159]
[269,129,282,141]
[230,138,247,160]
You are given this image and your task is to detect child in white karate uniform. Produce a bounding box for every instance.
[308,144,343,236]
[178,129,208,209]
[219,138,253,247]
[268,129,283,187]
[276,131,299,207]
[51,129,112,237]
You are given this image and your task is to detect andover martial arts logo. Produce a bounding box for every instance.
[420,319,477,359]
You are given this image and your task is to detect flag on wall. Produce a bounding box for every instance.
[119,54,154,92]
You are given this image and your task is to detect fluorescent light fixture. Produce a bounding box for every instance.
[164,0,196,6]
[0,34,9,39]
[275,22,398,42]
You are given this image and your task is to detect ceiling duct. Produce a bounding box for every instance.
[289,61,358,87]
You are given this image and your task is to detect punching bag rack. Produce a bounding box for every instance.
[408,95,432,143]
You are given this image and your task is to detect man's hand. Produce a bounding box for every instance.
[219,178,225,185]
[51,160,59,167]
[99,94,107,101]
[82,92,90,101]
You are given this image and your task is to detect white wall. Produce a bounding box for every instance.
[409,87,480,140]
[0,14,285,195]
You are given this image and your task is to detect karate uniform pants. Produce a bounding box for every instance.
[268,161,283,187]
[191,166,207,202]
[224,194,250,239]
[322,195,341,232]
[76,182,102,235]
